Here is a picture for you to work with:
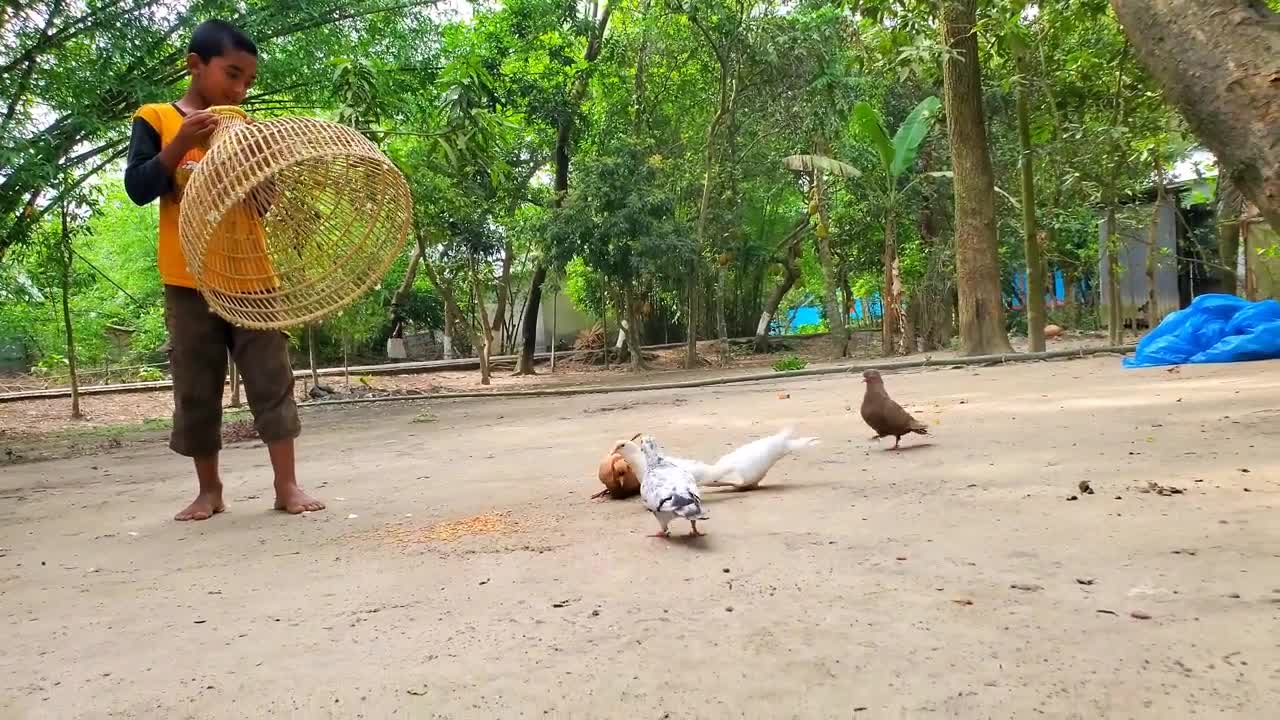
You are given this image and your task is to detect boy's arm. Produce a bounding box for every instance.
[124,108,217,206]
[123,117,173,207]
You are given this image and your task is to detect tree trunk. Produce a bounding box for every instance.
[515,4,613,375]
[1106,207,1125,345]
[389,241,423,330]
[306,326,320,388]
[897,254,914,354]
[442,301,456,359]
[814,169,848,357]
[941,0,1013,356]
[715,264,730,365]
[342,336,350,390]
[1145,154,1166,329]
[229,353,241,408]
[515,115,560,376]
[690,85,729,369]
[601,277,610,369]
[1109,0,1280,231]
[470,263,493,387]
[59,206,81,420]
[490,241,513,341]
[684,266,699,368]
[550,291,559,372]
[1102,51,1128,345]
[1216,175,1243,295]
[881,214,899,356]
[753,217,808,353]
[1015,50,1046,353]
[624,283,646,371]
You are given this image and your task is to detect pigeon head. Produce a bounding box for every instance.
[613,440,647,473]
[862,369,883,385]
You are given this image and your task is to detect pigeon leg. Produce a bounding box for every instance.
[891,436,901,450]
[589,488,610,500]
[689,521,705,537]
[650,513,672,538]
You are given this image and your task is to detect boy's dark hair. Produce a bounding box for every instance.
[187,20,258,61]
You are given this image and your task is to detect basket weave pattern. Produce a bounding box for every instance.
[178,107,412,329]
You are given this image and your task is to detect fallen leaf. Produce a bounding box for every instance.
[1010,583,1044,592]
[1130,610,1152,620]
[1075,578,1097,586]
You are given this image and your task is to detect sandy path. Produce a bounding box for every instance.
[2,356,1278,718]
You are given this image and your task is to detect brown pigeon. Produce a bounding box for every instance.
[859,369,928,449]
[591,433,643,499]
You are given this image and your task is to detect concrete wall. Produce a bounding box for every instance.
[534,291,593,351]
[389,291,594,360]
[1099,196,1181,327]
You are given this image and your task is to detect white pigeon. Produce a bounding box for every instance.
[613,437,713,537]
[642,426,820,491]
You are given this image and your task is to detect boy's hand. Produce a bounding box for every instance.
[173,110,218,150]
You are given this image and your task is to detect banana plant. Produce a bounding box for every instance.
[851,95,942,356]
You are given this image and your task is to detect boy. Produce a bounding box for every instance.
[124,19,324,521]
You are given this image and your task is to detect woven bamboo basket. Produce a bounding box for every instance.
[178,105,412,329]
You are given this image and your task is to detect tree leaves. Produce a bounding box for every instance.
[781,154,861,178]
[889,95,941,180]
[852,101,894,177]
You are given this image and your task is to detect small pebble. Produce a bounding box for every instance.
[725,606,734,613]
[1130,610,1152,620]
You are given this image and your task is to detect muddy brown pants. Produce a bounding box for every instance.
[164,285,300,457]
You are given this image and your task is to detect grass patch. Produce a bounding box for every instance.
[412,411,437,424]
[771,355,809,372]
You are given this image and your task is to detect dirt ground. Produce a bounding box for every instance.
[0,331,1109,447]
[2,355,1278,718]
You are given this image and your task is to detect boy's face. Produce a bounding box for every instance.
[187,48,257,106]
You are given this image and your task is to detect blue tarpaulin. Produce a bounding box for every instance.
[1124,294,1280,368]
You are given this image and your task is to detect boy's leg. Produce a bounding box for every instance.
[164,286,229,520]
[230,325,323,514]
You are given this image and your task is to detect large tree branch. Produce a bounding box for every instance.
[1110,0,1280,230]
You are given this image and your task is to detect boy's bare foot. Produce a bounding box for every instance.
[274,484,325,514]
[175,491,225,521]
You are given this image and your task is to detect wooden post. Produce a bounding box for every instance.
[229,351,242,407]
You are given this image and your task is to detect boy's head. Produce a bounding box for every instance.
[185,20,258,107]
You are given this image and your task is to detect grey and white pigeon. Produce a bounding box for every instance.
[639,426,819,491]
[613,437,711,537]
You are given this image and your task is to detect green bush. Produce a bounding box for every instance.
[772,355,808,372]
[136,367,165,382]
[793,322,827,336]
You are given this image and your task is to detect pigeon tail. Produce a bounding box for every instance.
[661,492,707,520]
[785,435,820,451]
